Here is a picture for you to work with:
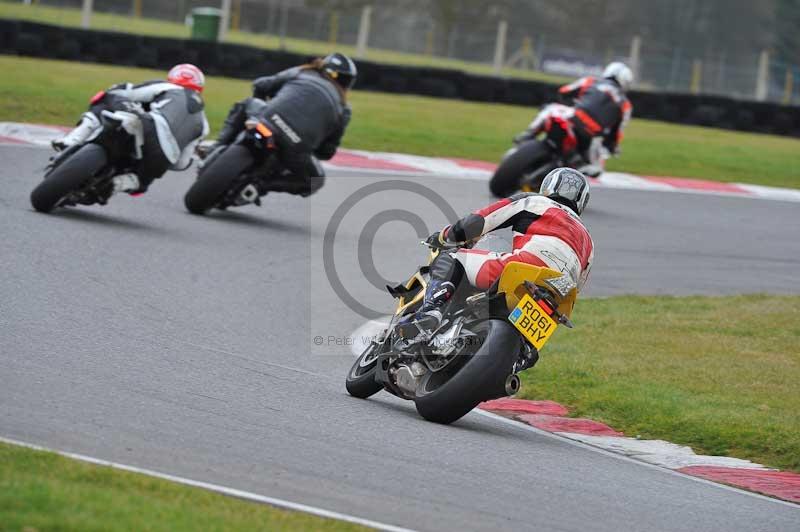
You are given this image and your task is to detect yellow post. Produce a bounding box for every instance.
[232,0,241,31]
[523,37,532,69]
[329,11,339,45]
[425,29,434,56]
[690,59,702,94]
[133,0,142,18]
[783,68,794,105]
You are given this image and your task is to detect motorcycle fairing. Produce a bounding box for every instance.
[497,262,577,317]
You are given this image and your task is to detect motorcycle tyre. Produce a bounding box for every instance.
[184,144,254,214]
[489,140,552,198]
[30,143,108,213]
[414,319,520,424]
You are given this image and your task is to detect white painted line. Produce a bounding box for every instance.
[348,315,797,507]
[344,149,493,179]
[736,183,800,203]
[0,436,418,532]
[554,432,771,470]
[349,317,391,356]
[473,410,799,508]
[2,121,799,203]
[596,171,675,191]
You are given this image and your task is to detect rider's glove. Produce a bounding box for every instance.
[425,229,451,250]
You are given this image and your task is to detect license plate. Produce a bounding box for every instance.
[508,294,558,350]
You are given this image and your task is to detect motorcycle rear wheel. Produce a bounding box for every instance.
[489,140,552,198]
[414,320,521,424]
[184,145,254,214]
[30,144,108,213]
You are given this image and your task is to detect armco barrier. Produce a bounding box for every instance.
[4,19,800,137]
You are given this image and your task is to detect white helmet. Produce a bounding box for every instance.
[603,62,633,91]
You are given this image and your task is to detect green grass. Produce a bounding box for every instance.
[522,295,800,472]
[0,441,366,531]
[0,2,570,84]
[1,54,799,188]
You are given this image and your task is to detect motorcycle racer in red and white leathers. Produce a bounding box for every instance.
[399,167,593,336]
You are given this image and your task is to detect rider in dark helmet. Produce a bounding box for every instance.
[321,52,358,90]
[399,167,594,337]
[206,53,356,197]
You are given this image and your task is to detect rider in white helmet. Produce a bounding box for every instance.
[555,62,634,157]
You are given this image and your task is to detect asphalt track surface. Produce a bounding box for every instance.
[1,144,799,531]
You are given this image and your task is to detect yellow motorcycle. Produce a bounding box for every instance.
[346,242,578,424]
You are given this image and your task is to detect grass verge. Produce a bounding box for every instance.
[1,55,799,188]
[0,2,570,84]
[522,295,800,472]
[0,441,366,531]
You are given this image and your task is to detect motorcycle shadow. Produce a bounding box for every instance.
[203,210,309,235]
[35,207,165,233]
[360,394,517,437]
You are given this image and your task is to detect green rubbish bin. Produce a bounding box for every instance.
[191,8,222,41]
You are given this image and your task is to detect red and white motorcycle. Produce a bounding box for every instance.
[489,103,607,197]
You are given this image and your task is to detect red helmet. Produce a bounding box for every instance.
[167,64,205,92]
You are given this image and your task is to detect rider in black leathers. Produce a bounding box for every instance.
[208,53,356,196]
[514,62,633,161]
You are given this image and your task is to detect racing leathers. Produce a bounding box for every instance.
[558,76,632,155]
[214,65,351,196]
[401,193,594,335]
[57,81,209,193]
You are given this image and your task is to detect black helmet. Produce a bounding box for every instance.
[539,167,590,215]
[322,53,358,90]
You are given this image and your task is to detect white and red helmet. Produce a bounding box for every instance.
[167,64,205,92]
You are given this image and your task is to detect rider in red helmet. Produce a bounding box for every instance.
[52,64,209,195]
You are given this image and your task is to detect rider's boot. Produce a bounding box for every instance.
[111,173,141,194]
[199,102,246,159]
[52,113,101,151]
[397,280,455,338]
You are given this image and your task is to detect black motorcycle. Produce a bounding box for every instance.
[30,110,145,213]
[184,112,322,214]
[346,242,578,424]
[489,103,606,198]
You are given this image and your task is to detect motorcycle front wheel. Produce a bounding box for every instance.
[489,140,552,198]
[345,341,384,399]
[30,143,108,213]
[184,144,254,214]
[414,320,520,424]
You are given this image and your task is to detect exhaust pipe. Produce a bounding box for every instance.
[504,374,521,396]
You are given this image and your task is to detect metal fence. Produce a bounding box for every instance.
[11,0,800,105]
